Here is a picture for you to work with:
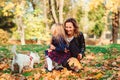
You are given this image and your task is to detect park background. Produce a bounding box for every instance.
[0,0,120,80]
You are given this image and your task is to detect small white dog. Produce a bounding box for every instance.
[11,45,40,73]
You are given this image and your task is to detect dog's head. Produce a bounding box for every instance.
[67,57,83,72]
[30,52,40,64]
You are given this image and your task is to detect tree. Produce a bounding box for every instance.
[0,1,15,33]
[43,0,48,29]
[88,3,105,37]
[105,0,120,44]
[112,10,119,43]
[13,0,27,45]
[0,0,85,45]
[89,0,120,44]
[49,0,64,23]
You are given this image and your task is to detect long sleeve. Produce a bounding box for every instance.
[69,32,85,58]
[55,44,66,52]
[52,38,68,53]
[79,32,85,55]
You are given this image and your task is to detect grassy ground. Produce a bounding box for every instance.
[0,44,120,80]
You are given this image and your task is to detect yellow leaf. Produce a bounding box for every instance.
[94,73,103,79]
[68,57,83,71]
[0,1,5,7]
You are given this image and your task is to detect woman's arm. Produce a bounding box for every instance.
[77,32,86,60]
[79,32,85,55]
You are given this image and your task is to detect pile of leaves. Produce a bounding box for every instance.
[0,44,120,80]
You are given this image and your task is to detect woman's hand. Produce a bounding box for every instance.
[50,44,56,50]
[77,54,82,61]
[64,48,69,53]
[47,49,52,52]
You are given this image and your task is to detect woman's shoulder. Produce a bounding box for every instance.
[79,31,83,35]
[77,31,83,37]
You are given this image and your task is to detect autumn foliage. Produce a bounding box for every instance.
[0,44,120,80]
[0,29,10,45]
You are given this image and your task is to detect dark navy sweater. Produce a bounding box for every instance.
[69,32,85,58]
[51,37,69,53]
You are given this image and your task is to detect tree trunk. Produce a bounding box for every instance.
[20,24,25,45]
[112,11,119,44]
[49,0,58,23]
[30,0,36,10]
[43,0,49,30]
[15,16,25,45]
[59,0,64,24]
[15,1,26,45]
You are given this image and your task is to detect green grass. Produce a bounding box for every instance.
[0,44,120,57]
[0,45,47,61]
[2,68,11,74]
[86,46,108,54]
[22,72,33,76]
[86,44,120,54]
[18,44,49,53]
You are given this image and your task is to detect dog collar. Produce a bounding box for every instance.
[28,54,33,64]
[29,56,33,61]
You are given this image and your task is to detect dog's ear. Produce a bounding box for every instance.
[11,45,17,55]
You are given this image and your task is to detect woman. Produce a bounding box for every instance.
[64,18,85,61]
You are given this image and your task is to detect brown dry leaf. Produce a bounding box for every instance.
[27,76,33,80]
[81,58,91,64]
[0,78,5,80]
[118,71,120,77]
[15,76,26,80]
[0,63,9,70]
[116,56,120,63]
[83,67,97,72]
[33,72,41,80]
[44,72,53,79]
[53,70,61,80]
[0,73,13,80]
[83,66,101,74]
[85,53,95,60]
[83,67,92,72]
[22,67,32,73]
[103,60,109,67]
[12,74,25,80]
[112,61,117,66]
[117,77,120,80]
[61,68,72,76]
[91,68,101,73]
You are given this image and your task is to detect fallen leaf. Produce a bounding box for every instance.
[33,72,41,80]
[94,73,103,79]
[0,73,13,80]
[0,63,9,70]
[85,53,95,60]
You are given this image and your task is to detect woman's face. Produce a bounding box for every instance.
[65,22,75,36]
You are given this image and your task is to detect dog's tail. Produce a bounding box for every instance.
[11,45,17,55]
